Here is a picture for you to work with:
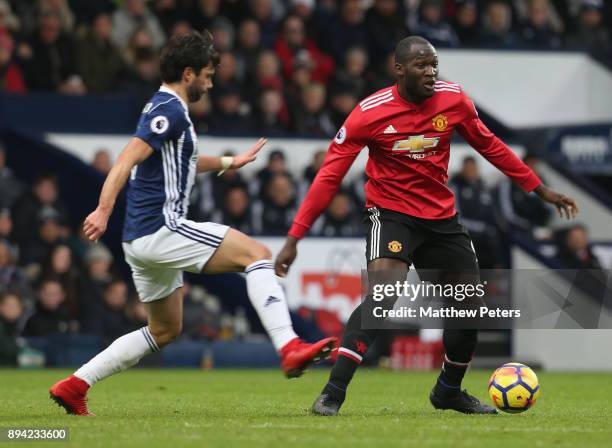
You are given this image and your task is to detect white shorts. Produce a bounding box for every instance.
[123,219,229,302]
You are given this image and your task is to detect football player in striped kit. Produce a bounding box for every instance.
[49,31,335,416]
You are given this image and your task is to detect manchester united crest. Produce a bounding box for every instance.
[432,114,448,132]
[388,241,402,253]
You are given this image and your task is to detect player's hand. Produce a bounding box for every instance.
[275,237,298,277]
[83,207,111,242]
[232,138,267,169]
[534,184,578,219]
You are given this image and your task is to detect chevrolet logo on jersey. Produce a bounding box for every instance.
[392,135,440,153]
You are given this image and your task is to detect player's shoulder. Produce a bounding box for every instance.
[142,91,185,116]
[434,79,462,94]
[357,87,395,113]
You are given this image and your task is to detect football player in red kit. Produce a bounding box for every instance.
[275,36,578,415]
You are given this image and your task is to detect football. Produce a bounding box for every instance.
[488,362,541,413]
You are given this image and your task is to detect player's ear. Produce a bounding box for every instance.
[183,67,195,83]
[394,62,404,78]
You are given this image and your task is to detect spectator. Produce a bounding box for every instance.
[497,154,551,232]
[299,149,327,201]
[207,83,254,135]
[566,0,610,62]
[289,0,319,41]
[20,214,65,273]
[123,27,155,66]
[256,173,296,235]
[253,149,292,199]
[22,279,72,336]
[18,11,85,94]
[328,83,359,129]
[519,0,562,49]
[19,0,74,34]
[111,0,165,50]
[332,46,369,100]
[250,0,281,48]
[293,82,335,137]
[411,0,459,48]
[120,47,160,103]
[0,1,20,35]
[189,0,226,36]
[476,0,523,49]
[211,17,235,52]
[0,34,26,93]
[76,12,126,94]
[450,157,504,268]
[244,50,283,104]
[368,51,396,93]
[0,239,32,302]
[40,244,80,319]
[0,144,25,208]
[556,224,602,270]
[322,0,368,61]
[274,14,334,84]
[169,20,193,39]
[212,51,240,93]
[11,173,70,247]
[365,0,408,66]
[212,185,254,235]
[453,0,480,47]
[254,88,289,136]
[235,19,263,82]
[153,0,190,35]
[81,279,134,346]
[314,192,360,237]
[0,291,24,366]
[91,149,113,176]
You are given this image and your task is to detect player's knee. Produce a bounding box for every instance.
[245,241,272,264]
[150,322,182,347]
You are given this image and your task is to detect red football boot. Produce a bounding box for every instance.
[49,375,94,416]
[280,337,337,378]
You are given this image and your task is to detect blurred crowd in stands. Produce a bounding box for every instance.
[0,0,611,137]
[0,133,606,365]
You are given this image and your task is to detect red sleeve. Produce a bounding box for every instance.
[288,109,368,239]
[455,93,541,192]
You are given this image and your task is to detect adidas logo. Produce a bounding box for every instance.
[264,296,282,307]
[383,125,397,134]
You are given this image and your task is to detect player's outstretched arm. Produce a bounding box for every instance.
[196,138,267,174]
[83,137,153,242]
[533,184,578,219]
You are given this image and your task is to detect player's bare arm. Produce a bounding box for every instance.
[83,137,154,241]
[533,184,578,219]
[196,137,267,173]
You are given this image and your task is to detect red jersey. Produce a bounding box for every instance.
[288,81,542,239]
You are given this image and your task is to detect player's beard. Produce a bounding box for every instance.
[187,83,203,102]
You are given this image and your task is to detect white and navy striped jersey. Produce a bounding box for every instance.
[123,86,199,242]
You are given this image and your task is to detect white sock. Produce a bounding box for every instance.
[245,260,298,351]
[74,326,160,386]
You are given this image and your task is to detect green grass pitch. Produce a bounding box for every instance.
[1,368,611,448]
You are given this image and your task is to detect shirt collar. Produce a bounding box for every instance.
[159,85,188,112]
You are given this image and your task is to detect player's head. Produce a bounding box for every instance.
[394,36,438,102]
[160,30,220,102]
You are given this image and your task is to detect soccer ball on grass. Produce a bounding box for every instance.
[488,362,540,413]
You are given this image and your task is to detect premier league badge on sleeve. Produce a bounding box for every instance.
[335,126,347,144]
[150,116,169,134]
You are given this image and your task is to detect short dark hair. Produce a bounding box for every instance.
[160,30,220,83]
[394,36,433,64]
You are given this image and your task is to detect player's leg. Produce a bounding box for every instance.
[202,227,335,377]
[313,207,416,416]
[49,285,183,416]
[412,220,497,414]
[312,257,408,416]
